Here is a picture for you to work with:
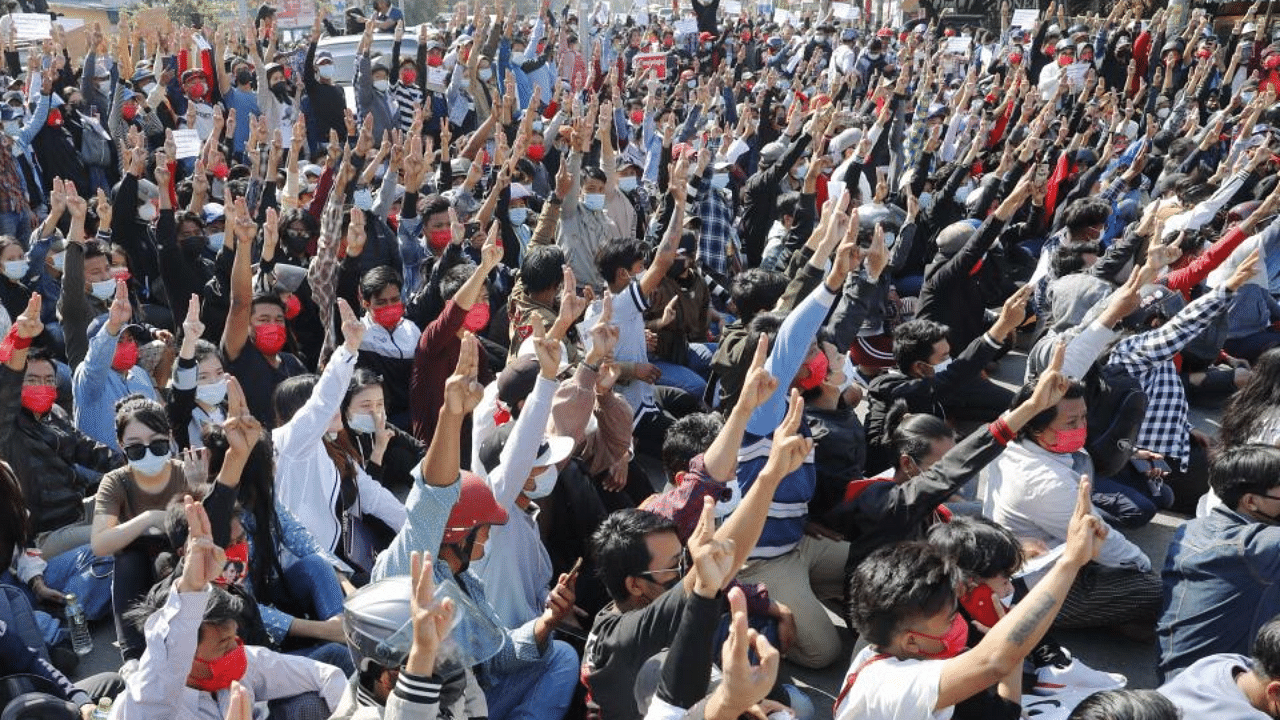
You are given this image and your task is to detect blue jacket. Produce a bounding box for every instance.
[1157,506,1280,681]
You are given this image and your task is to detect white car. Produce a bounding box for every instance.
[315,28,423,108]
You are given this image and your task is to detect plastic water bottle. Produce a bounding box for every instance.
[90,697,113,720]
[65,593,93,656]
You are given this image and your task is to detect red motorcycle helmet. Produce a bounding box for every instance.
[442,472,509,544]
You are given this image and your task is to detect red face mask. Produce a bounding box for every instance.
[1058,55,1073,66]
[111,341,138,372]
[20,384,56,414]
[663,38,674,48]
[527,144,546,162]
[796,350,828,391]
[212,162,231,181]
[284,294,302,320]
[401,68,418,85]
[372,301,404,329]
[1045,426,1088,454]
[188,82,208,99]
[463,302,490,332]
[427,54,443,68]
[121,103,139,121]
[189,639,248,693]
[630,110,644,124]
[428,228,453,254]
[913,613,969,659]
[46,108,62,127]
[253,323,287,356]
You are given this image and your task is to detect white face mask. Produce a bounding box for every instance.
[353,187,375,211]
[325,431,339,441]
[196,379,228,406]
[348,412,377,434]
[128,446,171,476]
[508,207,529,225]
[90,278,116,301]
[207,233,225,251]
[97,80,111,94]
[582,193,606,212]
[932,358,952,375]
[618,176,639,193]
[137,204,157,223]
[479,68,493,81]
[51,251,65,273]
[710,173,730,189]
[791,163,807,180]
[2,120,20,136]
[373,79,391,92]
[2,259,28,280]
[1156,107,1171,120]
[317,64,336,80]
[525,466,558,499]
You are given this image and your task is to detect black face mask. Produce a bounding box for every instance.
[236,70,254,87]
[270,81,289,97]
[180,235,209,257]
[284,231,311,255]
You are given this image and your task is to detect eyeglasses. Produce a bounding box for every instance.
[638,550,689,580]
[122,438,171,462]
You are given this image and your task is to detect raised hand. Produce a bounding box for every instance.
[1226,248,1263,292]
[1029,341,1070,411]
[688,496,736,598]
[709,586,780,720]
[346,207,367,257]
[586,291,619,363]
[479,222,502,271]
[176,495,227,593]
[106,280,132,335]
[405,551,454,675]
[530,320,561,379]
[865,223,889,280]
[763,390,812,479]
[1062,476,1108,569]
[12,294,42,339]
[737,334,778,413]
[338,298,365,352]
[181,293,204,346]
[223,681,252,720]
[443,332,486,415]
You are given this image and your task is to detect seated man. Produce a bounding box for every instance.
[1159,615,1280,718]
[1158,445,1280,681]
[113,498,345,719]
[836,476,1107,720]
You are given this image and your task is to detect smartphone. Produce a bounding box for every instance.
[958,584,1001,630]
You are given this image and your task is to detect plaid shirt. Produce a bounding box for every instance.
[0,147,27,213]
[690,174,741,277]
[1107,286,1233,469]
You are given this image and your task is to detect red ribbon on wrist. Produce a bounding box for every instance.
[0,325,32,363]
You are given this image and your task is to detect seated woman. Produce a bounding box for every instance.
[272,299,407,584]
[342,368,424,493]
[981,380,1162,634]
[91,396,191,663]
[168,295,230,451]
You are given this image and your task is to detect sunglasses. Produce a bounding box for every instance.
[123,438,171,462]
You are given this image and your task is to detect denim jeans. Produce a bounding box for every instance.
[282,553,347,620]
[652,342,717,399]
[483,639,579,720]
[0,209,31,243]
[286,641,355,676]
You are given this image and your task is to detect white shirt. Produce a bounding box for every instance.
[272,346,407,561]
[833,646,951,720]
[110,588,345,720]
[982,440,1151,572]
[358,313,422,359]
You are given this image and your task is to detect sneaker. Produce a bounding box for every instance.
[1032,652,1126,695]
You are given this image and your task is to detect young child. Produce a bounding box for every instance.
[928,516,1127,696]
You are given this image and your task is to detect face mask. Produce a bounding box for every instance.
[253,322,287,356]
[797,350,828,391]
[97,80,111,94]
[283,294,302,320]
[479,68,493,81]
[427,55,444,67]
[121,104,139,122]
[325,431,339,441]
[207,233,225,252]
[51,252,65,273]
[1045,426,1088,454]
[188,82,208,98]
[428,228,453,254]
[866,52,882,60]
[111,341,138,372]
[525,466,558,499]
[45,108,62,127]
[235,70,254,86]
[527,145,546,162]
[400,68,418,85]
[777,79,791,91]
[687,79,698,89]
[508,207,529,225]
[2,120,19,136]
[464,302,490,332]
[137,204,157,223]
[270,81,288,96]
[618,176,639,193]
[931,357,952,375]
[711,173,730,189]
[1156,107,1171,120]
[317,64,336,80]
[20,384,56,414]
[3,259,28,280]
[372,301,404,329]
[374,79,391,92]
[347,412,377,434]
[90,278,116,301]
[913,613,969,659]
[196,379,228,406]
[791,163,807,180]
[1058,55,1072,66]
[353,187,375,211]
[582,193,606,212]
[189,639,248,693]
[128,443,171,476]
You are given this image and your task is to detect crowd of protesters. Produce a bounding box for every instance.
[3,0,1280,717]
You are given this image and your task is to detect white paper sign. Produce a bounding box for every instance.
[674,18,698,35]
[721,0,742,14]
[173,129,201,159]
[1010,8,1038,29]
[12,13,51,41]
[1064,62,1089,85]
[945,36,970,54]
[426,67,449,91]
[772,7,791,24]
[832,2,857,20]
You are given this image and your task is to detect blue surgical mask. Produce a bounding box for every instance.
[525,466,558,499]
[347,412,377,434]
[3,259,28,280]
[207,232,225,252]
[90,278,116,301]
[618,176,639,193]
[508,207,530,225]
[196,379,228,406]
[711,173,730,189]
[479,68,493,81]
[51,251,65,273]
[582,193,606,212]
[932,358,952,375]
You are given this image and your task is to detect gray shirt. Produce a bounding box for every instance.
[1158,654,1271,720]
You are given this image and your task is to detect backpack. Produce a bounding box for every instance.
[77,115,112,169]
[1083,362,1148,478]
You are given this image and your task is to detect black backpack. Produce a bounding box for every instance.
[1083,362,1148,478]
